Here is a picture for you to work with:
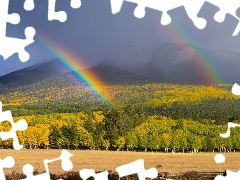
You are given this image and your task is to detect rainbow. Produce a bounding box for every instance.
[161,17,226,84]
[36,35,113,106]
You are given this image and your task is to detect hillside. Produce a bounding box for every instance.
[0,61,152,93]
[1,82,240,153]
[0,60,67,91]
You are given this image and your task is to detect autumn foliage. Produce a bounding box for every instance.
[0,83,239,152]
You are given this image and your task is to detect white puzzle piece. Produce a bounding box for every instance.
[116,159,158,180]
[0,102,28,150]
[0,156,15,180]
[21,150,74,180]
[110,0,240,36]
[79,169,109,180]
[0,0,35,62]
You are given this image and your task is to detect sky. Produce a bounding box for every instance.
[1,0,240,76]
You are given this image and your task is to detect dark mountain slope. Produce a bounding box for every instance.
[0,60,67,89]
[0,62,152,93]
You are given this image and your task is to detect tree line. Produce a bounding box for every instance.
[0,112,238,153]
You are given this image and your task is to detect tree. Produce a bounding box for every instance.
[125,131,138,151]
[135,123,149,152]
[161,133,171,153]
[177,130,188,153]
[191,136,202,153]
[77,126,94,149]
[114,136,125,151]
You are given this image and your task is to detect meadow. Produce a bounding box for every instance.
[2,149,238,176]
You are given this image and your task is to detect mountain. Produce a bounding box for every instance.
[0,60,152,93]
[82,63,153,85]
[1,42,240,93]
[105,44,159,76]
[0,60,67,90]
[106,42,240,85]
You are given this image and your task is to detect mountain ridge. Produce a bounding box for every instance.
[0,61,153,93]
[1,42,240,93]
[106,42,240,85]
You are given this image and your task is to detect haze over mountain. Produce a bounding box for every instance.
[106,42,240,85]
[1,42,240,93]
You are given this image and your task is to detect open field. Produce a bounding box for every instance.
[2,149,240,176]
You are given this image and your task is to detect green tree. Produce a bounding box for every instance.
[125,131,138,151]
[114,136,125,151]
[161,133,171,153]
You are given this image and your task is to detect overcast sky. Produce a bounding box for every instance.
[1,0,240,76]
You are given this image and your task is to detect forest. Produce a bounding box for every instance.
[1,82,240,152]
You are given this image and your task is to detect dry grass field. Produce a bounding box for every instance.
[1,149,240,176]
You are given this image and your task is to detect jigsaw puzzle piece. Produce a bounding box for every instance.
[236,7,240,19]
[48,0,67,22]
[21,164,51,180]
[145,0,187,25]
[116,159,158,180]
[215,170,240,180]
[234,7,240,36]
[0,0,35,62]
[0,27,36,62]
[0,156,15,180]
[24,0,81,22]
[71,0,81,9]
[24,0,35,11]
[220,122,240,138]
[204,0,240,36]
[21,150,73,180]
[181,0,207,29]
[130,0,179,22]
[0,0,20,38]
[194,2,239,36]
[43,149,73,172]
[79,169,109,180]
[48,0,81,22]
[110,0,185,25]
[206,0,240,23]
[232,83,240,95]
[110,0,124,14]
[0,119,28,150]
[24,0,81,11]
[0,102,28,150]
[110,0,240,36]
[110,0,207,27]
